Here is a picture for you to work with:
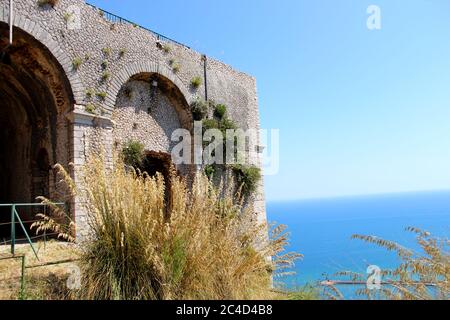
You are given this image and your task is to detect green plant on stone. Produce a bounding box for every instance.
[190,98,209,121]
[122,140,145,168]
[102,71,111,82]
[119,49,127,58]
[102,47,112,57]
[172,62,181,73]
[64,12,73,22]
[85,88,95,99]
[72,57,82,71]
[162,44,171,53]
[190,77,202,89]
[85,103,96,114]
[202,119,219,131]
[214,104,227,120]
[96,91,107,101]
[231,164,261,198]
[219,117,237,132]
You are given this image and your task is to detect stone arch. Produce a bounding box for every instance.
[0,7,85,103]
[112,66,195,181]
[106,61,191,117]
[0,19,76,238]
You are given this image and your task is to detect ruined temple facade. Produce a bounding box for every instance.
[0,0,266,239]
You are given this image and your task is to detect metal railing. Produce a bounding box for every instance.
[0,203,66,260]
[86,3,190,49]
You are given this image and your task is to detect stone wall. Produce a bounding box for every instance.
[0,0,266,237]
[114,80,181,154]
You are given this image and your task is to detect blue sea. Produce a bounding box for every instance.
[267,190,450,294]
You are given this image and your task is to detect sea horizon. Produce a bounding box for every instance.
[267,188,450,205]
[266,189,450,296]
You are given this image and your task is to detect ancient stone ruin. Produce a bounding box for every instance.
[0,0,265,239]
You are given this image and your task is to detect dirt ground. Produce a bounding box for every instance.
[0,241,80,300]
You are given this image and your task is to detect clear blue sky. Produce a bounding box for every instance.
[89,0,450,201]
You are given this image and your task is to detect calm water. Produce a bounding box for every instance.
[267,191,450,291]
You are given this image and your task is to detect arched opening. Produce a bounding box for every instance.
[113,72,194,178]
[142,151,174,208]
[0,23,74,240]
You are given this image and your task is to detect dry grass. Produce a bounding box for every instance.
[0,241,79,300]
[37,156,301,300]
[324,227,449,300]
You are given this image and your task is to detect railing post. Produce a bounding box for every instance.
[20,255,26,298]
[11,204,15,255]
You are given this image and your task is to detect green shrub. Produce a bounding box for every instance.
[190,99,208,121]
[85,103,96,114]
[219,117,237,132]
[202,119,219,131]
[85,88,95,99]
[214,104,227,120]
[102,71,111,82]
[122,140,145,168]
[172,62,181,73]
[96,91,107,101]
[162,44,171,53]
[64,12,73,22]
[72,57,82,71]
[190,77,202,89]
[231,165,261,197]
[102,47,112,57]
[119,49,127,58]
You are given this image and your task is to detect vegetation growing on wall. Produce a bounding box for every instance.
[96,91,107,101]
[85,88,95,99]
[64,12,74,23]
[72,57,82,71]
[172,62,181,73]
[122,140,145,168]
[85,103,96,114]
[193,101,262,198]
[162,44,171,53]
[231,164,262,197]
[101,71,111,82]
[190,98,209,121]
[214,104,227,120]
[102,47,112,57]
[190,77,202,89]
